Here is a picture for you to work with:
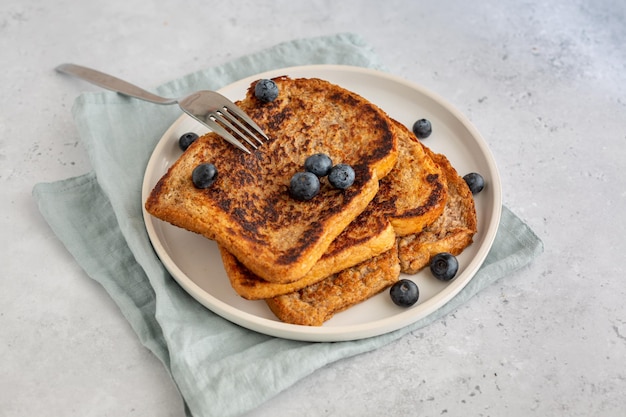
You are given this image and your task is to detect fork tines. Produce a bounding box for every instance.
[208,103,268,154]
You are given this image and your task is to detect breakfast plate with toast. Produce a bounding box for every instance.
[142,65,502,342]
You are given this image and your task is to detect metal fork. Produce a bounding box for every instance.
[55,63,268,153]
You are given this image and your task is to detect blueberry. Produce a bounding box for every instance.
[254,79,279,102]
[390,279,420,307]
[289,171,320,201]
[304,153,333,177]
[463,172,485,194]
[328,164,355,189]
[179,132,199,151]
[192,163,218,189]
[412,118,432,139]
[430,252,459,281]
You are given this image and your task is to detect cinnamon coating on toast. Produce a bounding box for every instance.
[397,148,477,274]
[221,120,447,300]
[266,245,401,326]
[145,77,398,284]
[146,75,477,327]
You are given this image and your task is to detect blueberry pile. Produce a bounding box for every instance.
[289,153,355,201]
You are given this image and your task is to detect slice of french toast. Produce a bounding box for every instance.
[397,148,477,274]
[220,119,447,300]
[145,77,398,284]
[266,245,401,326]
[220,202,396,300]
[374,119,447,236]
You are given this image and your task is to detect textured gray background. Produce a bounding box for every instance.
[2,0,624,416]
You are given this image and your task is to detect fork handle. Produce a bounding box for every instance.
[55,63,176,105]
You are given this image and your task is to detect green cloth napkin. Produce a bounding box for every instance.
[33,33,543,417]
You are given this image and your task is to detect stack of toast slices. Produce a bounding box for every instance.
[145,76,477,326]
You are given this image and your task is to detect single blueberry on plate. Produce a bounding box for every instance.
[412,118,432,139]
[179,132,199,151]
[430,252,459,281]
[289,171,320,201]
[304,153,333,177]
[328,164,355,189]
[192,163,218,189]
[254,79,279,102]
[463,172,485,194]
[390,279,419,307]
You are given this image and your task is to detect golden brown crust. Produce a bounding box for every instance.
[266,245,401,326]
[145,77,398,283]
[397,148,477,274]
[220,205,396,300]
[374,120,448,236]
[220,119,446,300]
[146,75,478,327]
[264,146,477,326]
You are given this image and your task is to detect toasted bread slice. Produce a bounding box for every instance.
[220,120,446,299]
[374,119,447,236]
[397,148,477,274]
[220,203,395,300]
[266,245,401,326]
[145,77,398,283]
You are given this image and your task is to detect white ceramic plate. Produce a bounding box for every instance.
[142,65,502,342]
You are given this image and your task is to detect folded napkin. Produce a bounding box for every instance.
[33,33,543,417]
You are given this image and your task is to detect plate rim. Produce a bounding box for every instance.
[142,64,502,342]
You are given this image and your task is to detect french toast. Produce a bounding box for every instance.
[397,148,477,274]
[220,119,447,300]
[266,245,401,326]
[219,205,396,299]
[374,119,447,236]
[263,144,477,327]
[145,76,398,284]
